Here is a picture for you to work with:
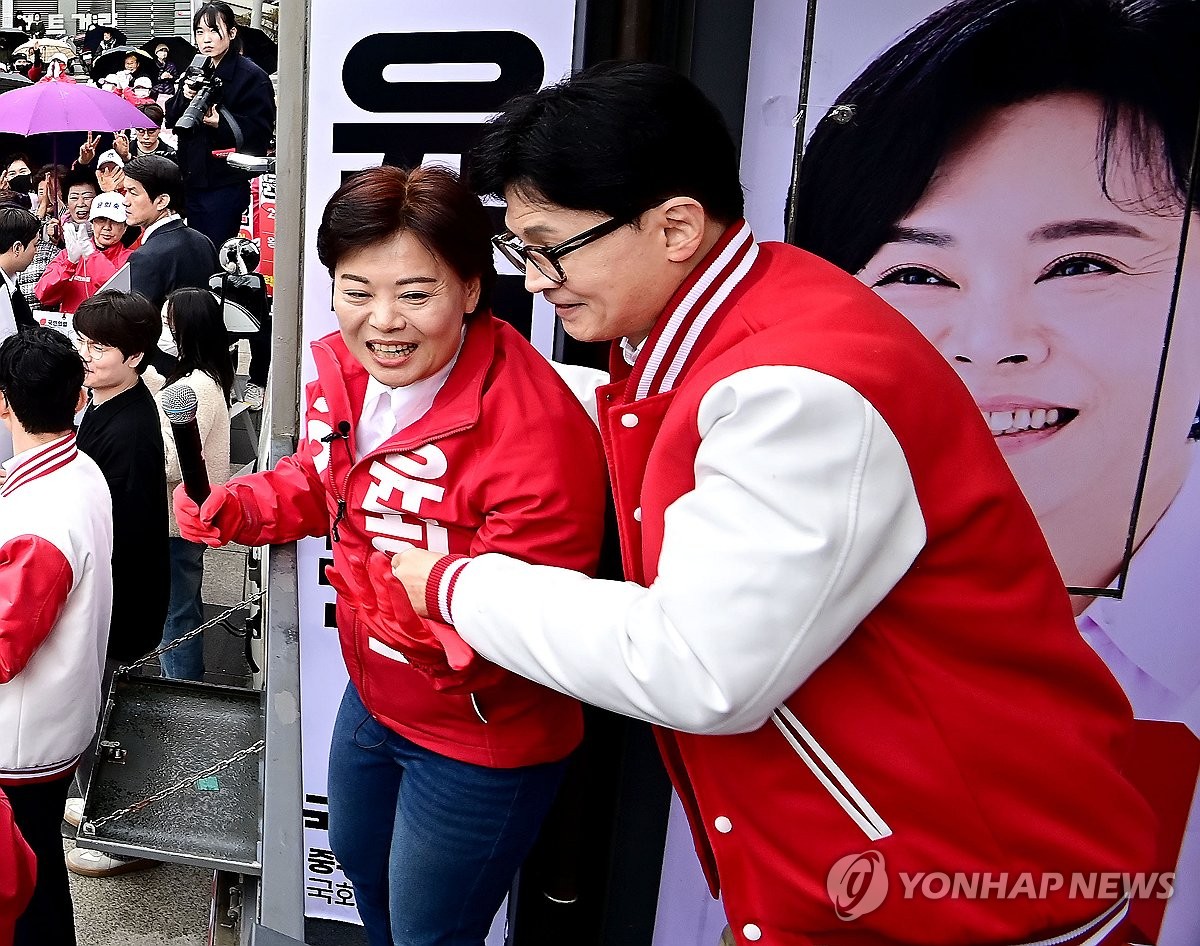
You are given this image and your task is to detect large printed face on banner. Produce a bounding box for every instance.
[792,0,1199,601]
[855,93,1200,594]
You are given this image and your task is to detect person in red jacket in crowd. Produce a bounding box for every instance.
[376,63,1157,946]
[175,164,607,946]
[0,788,34,946]
[35,193,137,314]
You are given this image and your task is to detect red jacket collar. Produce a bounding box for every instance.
[619,221,758,401]
[309,314,498,457]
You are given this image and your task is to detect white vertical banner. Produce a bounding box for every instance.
[298,1,577,933]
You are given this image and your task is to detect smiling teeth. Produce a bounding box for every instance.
[371,343,416,357]
[983,408,1061,434]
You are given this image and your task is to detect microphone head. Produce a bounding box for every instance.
[161,383,199,425]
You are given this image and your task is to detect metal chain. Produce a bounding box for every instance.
[118,590,264,674]
[80,590,269,835]
[81,739,266,835]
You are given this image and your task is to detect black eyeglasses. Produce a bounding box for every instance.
[492,216,634,285]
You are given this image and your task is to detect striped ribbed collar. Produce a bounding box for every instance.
[1,433,77,498]
[625,221,759,401]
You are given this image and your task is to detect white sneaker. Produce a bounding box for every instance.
[66,847,158,877]
[63,797,84,828]
[242,382,264,411]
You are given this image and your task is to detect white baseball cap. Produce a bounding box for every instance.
[89,192,127,223]
[96,149,124,170]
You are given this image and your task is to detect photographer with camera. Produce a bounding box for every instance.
[165,2,274,249]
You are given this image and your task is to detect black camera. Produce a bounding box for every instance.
[174,55,222,132]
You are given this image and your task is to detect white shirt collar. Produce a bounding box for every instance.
[142,212,180,242]
[355,332,466,458]
[620,336,645,367]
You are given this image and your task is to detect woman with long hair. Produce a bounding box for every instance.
[153,287,232,680]
[791,1,1200,940]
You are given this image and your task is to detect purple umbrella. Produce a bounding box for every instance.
[0,79,157,136]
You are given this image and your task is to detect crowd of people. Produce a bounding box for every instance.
[0,3,275,942]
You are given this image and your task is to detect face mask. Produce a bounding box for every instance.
[158,322,178,357]
[8,173,32,194]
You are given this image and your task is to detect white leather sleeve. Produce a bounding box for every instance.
[547,360,609,426]
[451,365,927,734]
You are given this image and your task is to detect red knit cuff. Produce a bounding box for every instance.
[425,554,471,625]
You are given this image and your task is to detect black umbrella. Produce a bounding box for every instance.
[141,35,197,73]
[0,29,29,50]
[78,25,127,54]
[237,26,277,76]
[91,45,154,82]
[0,73,32,95]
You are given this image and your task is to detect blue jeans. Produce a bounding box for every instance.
[160,536,205,680]
[327,682,567,946]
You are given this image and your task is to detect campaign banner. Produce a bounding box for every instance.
[297,1,577,933]
[720,3,1200,945]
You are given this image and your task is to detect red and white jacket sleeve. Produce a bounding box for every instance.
[435,367,928,735]
[0,534,73,683]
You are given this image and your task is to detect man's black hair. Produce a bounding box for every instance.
[73,291,161,375]
[0,327,85,435]
[0,205,40,255]
[468,61,744,225]
[791,0,1199,274]
[124,154,184,213]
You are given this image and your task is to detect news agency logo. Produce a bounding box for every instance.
[827,851,889,920]
[825,850,1176,921]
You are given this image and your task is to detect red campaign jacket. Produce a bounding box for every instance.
[35,241,136,314]
[220,315,607,768]
[0,788,34,946]
[608,231,1156,944]
[439,226,1157,945]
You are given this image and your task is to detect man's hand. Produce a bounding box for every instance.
[112,131,130,161]
[78,131,98,166]
[391,548,443,619]
[202,106,219,129]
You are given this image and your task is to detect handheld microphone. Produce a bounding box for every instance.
[161,383,211,504]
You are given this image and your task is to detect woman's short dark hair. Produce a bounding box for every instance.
[62,166,98,196]
[468,61,745,225]
[0,327,84,435]
[124,155,184,212]
[193,2,244,55]
[316,164,495,313]
[791,0,1199,274]
[164,288,235,403]
[73,290,161,373]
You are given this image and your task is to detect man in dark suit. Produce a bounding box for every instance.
[123,155,218,373]
[124,155,217,312]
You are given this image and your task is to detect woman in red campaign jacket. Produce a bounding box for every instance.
[175,165,607,946]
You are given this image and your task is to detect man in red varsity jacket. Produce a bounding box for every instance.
[0,328,113,945]
[196,65,1155,946]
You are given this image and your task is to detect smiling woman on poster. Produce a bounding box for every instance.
[791,0,1200,941]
